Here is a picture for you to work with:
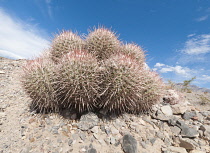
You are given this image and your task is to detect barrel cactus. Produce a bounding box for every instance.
[98,54,164,114]
[56,50,100,113]
[22,57,59,113]
[50,31,85,63]
[21,26,166,116]
[86,27,120,61]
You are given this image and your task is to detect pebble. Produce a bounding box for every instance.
[161,105,173,116]
[122,134,137,153]
[179,137,199,150]
[77,113,99,131]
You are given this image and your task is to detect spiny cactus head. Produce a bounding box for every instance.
[22,57,59,113]
[50,30,85,63]
[56,50,100,113]
[99,54,143,114]
[86,27,120,60]
[120,43,146,67]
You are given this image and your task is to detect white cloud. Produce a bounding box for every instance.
[154,63,193,77]
[45,0,53,19]
[199,75,210,82]
[0,9,50,59]
[187,33,195,37]
[154,63,165,67]
[181,34,210,55]
[196,15,209,22]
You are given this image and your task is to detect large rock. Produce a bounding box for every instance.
[77,113,99,131]
[122,134,137,153]
[176,120,199,138]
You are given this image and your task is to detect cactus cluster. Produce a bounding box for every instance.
[22,26,165,115]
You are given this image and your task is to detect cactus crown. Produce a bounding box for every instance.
[50,31,85,62]
[86,27,120,60]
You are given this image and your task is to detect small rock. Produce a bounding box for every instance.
[199,125,210,138]
[183,111,197,120]
[77,113,99,131]
[88,148,97,153]
[0,112,6,119]
[171,104,188,115]
[152,110,170,121]
[168,116,179,126]
[79,133,86,141]
[161,105,173,116]
[200,111,210,117]
[170,126,181,136]
[179,138,199,149]
[100,125,105,132]
[93,133,99,140]
[167,146,187,153]
[189,150,206,153]
[111,126,119,135]
[72,133,79,140]
[122,134,137,153]
[140,141,147,149]
[0,71,5,74]
[149,138,156,145]
[91,126,99,134]
[68,139,73,146]
[20,146,31,153]
[181,126,199,138]
[110,137,116,144]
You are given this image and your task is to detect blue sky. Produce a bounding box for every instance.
[0,0,210,88]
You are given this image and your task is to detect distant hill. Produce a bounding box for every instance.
[175,83,210,93]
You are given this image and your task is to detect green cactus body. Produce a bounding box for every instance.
[22,57,59,113]
[56,50,100,112]
[50,31,85,63]
[86,28,120,60]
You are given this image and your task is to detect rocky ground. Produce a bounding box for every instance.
[0,57,210,153]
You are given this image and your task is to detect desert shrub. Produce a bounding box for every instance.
[181,77,196,93]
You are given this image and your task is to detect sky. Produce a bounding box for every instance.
[0,0,210,88]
